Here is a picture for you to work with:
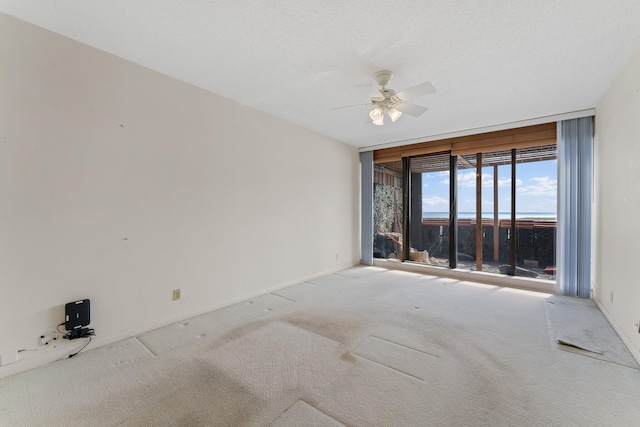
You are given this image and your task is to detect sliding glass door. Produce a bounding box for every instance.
[373,161,403,260]
[373,143,557,282]
[455,153,476,270]
[514,147,557,279]
[410,152,451,266]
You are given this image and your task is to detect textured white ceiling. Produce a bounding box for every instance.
[2,1,640,148]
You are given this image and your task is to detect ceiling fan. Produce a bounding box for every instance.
[335,70,436,126]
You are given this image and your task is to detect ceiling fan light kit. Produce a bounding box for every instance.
[369,106,385,125]
[335,70,435,126]
[387,107,402,122]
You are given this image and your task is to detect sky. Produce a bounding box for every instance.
[421,159,557,215]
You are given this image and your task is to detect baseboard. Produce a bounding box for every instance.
[593,297,640,366]
[0,262,359,379]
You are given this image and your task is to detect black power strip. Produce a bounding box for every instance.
[63,328,95,340]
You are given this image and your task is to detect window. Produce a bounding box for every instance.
[372,124,557,282]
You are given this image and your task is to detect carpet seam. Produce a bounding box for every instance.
[271,399,347,427]
[554,346,640,370]
[298,399,348,427]
[270,292,297,303]
[368,335,439,358]
[134,337,158,357]
[351,353,426,382]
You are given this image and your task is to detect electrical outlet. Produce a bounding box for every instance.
[610,291,614,303]
[0,351,19,366]
[636,320,640,334]
[172,289,181,301]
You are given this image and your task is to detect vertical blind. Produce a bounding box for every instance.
[557,117,593,298]
[360,151,374,265]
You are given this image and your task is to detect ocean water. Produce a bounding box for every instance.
[423,212,557,220]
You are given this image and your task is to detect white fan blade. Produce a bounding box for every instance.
[395,102,428,117]
[396,81,436,101]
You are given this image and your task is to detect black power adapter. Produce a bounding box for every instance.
[63,328,95,340]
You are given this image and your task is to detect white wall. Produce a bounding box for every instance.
[0,14,360,377]
[594,47,640,363]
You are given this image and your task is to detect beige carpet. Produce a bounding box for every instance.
[545,295,639,369]
[1,266,639,426]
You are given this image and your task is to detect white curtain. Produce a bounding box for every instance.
[557,117,593,298]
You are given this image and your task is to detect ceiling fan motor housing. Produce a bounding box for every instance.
[374,70,393,88]
[373,71,402,108]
